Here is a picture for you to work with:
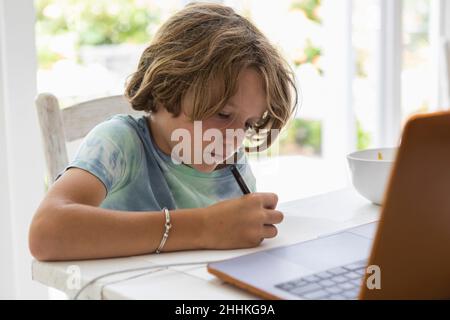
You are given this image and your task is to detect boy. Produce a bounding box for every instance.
[29,2,297,261]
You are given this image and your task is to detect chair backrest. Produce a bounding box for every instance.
[35,93,144,184]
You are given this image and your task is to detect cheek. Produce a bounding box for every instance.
[200,121,223,146]
[202,118,243,141]
[169,123,194,147]
[190,119,245,160]
[201,117,225,131]
[200,119,222,142]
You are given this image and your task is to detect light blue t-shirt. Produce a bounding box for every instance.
[58,114,256,211]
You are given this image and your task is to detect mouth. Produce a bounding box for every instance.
[209,146,237,161]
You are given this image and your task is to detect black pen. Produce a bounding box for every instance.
[230,164,251,195]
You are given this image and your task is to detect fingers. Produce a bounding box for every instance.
[264,210,284,225]
[260,210,283,240]
[262,224,278,239]
[253,192,279,209]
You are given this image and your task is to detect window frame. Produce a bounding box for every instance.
[0,0,47,299]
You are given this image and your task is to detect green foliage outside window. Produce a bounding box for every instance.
[356,121,371,150]
[36,0,159,46]
[278,118,322,156]
[35,0,372,156]
[275,118,371,157]
[291,0,322,23]
[35,0,160,68]
[290,0,322,75]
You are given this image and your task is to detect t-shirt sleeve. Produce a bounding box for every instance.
[57,117,139,194]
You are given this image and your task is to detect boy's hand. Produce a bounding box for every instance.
[200,193,284,249]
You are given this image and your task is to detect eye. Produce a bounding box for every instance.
[217,111,231,119]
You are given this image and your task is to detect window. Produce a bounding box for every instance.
[34,0,445,201]
[402,0,433,120]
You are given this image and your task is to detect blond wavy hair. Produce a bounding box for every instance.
[125,2,298,150]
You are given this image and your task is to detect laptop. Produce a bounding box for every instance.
[207,111,450,300]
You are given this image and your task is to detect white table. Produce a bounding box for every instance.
[31,188,381,299]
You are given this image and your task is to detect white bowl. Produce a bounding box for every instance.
[347,148,397,205]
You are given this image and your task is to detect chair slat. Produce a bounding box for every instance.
[35,93,69,183]
[35,93,145,185]
[61,95,143,142]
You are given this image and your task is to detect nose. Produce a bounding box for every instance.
[224,129,245,149]
[221,116,249,148]
[230,116,251,134]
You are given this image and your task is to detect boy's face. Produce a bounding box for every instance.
[151,68,267,173]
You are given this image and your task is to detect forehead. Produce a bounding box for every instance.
[228,68,267,116]
[180,67,267,119]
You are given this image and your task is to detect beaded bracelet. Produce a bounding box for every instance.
[156,207,172,254]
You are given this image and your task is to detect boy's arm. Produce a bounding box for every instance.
[29,168,206,261]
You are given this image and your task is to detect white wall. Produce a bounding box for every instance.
[0,0,47,299]
[0,4,16,295]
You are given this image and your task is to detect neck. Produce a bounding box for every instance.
[145,115,173,157]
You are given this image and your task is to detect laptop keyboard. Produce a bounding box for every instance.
[275,259,367,300]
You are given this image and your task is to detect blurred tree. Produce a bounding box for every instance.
[357,121,371,150]
[293,39,323,75]
[279,118,322,156]
[35,0,159,70]
[35,0,160,46]
[291,0,322,23]
[290,0,322,74]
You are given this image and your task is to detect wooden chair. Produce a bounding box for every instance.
[35,93,144,184]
